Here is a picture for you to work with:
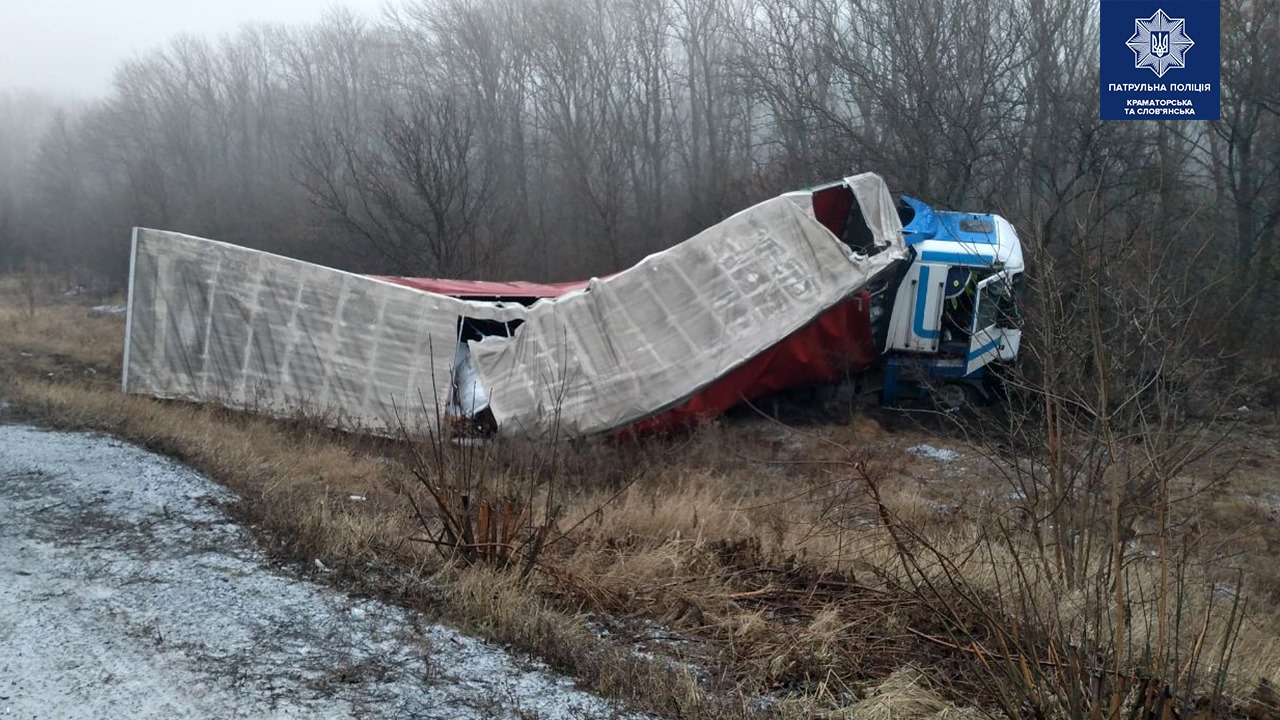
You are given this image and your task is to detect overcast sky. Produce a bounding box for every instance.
[1,0,389,99]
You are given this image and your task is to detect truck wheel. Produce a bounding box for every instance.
[936,382,980,412]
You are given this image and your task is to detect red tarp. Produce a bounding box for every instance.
[380,272,876,434]
[811,182,856,237]
[376,182,880,434]
[621,290,875,435]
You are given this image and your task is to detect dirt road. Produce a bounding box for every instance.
[0,425,628,719]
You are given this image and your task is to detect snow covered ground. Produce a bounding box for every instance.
[0,425,633,719]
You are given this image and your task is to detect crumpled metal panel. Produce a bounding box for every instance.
[470,173,906,436]
[124,172,905,438]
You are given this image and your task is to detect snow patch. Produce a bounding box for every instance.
[907,444,960,462]
[0,425,636,719]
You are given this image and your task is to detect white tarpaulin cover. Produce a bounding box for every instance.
[123,172,906,436]
[122,230,525,433]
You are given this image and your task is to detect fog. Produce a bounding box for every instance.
[0,0,387,97]
[0,0,1275,365]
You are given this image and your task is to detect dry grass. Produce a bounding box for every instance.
[4,280,1280,718]
[0,301,122,374]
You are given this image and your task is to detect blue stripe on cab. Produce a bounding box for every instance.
[912,266,939,340]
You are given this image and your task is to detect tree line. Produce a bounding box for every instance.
[0,0,1276,350]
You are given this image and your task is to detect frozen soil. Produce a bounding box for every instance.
[0,425,633,720]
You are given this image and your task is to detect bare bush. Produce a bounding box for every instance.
[856,208,1254,718]
[400,400,562,580]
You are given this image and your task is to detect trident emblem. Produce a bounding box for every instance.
[1151,31,1170,57]
[1127,9,1195,77]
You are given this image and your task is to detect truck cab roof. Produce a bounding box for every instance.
[899,195,1024,274]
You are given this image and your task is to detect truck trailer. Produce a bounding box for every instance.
[378,177,1026,433]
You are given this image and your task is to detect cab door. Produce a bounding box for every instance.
[965,272,1012,375]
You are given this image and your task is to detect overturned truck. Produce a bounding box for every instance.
[121,172,1024,437]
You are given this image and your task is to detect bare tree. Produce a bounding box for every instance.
[0,91,65,270]
[1204,0,1280,334]
[6,0,1275,361]
[298,83,506,277]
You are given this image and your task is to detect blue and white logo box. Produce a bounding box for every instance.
[1100,0,1220,120]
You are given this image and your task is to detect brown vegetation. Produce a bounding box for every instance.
[0,0,1274,713]
[3,277,1280,719]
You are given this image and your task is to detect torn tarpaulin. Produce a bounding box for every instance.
[122,173,906,437]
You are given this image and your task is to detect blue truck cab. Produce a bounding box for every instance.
[881,196,1025,407]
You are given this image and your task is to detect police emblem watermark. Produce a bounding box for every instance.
[1100,1,1220,120]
